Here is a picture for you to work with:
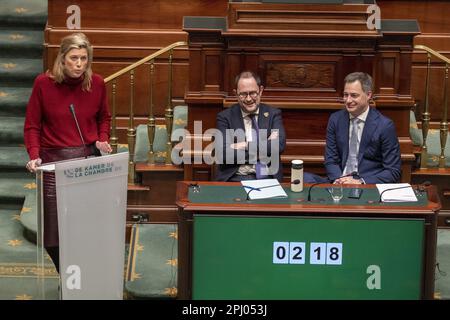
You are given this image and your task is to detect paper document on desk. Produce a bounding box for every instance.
[376,183,418,202]
[241,179,288,200]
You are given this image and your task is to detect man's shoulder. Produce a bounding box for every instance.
[368,107,394,125]
[218,103,240,117]
[259,103,281,115]
[329,108,347,121]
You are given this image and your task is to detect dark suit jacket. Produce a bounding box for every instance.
[215,103,286,182]
[324,107,401,184]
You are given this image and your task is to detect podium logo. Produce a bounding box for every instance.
[66,265,81,290]
[63,169,75,178]
[63,163,113,179]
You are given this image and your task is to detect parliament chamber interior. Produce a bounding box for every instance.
[0,0,450,302]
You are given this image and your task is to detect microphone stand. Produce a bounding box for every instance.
[69,104,89,159]
[378,185,415,203]
[307,172,358,202]
[307,182,327,201]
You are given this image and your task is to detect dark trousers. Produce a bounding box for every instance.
[46,246,60,273]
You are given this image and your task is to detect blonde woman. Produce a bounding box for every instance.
[24,33,111,271]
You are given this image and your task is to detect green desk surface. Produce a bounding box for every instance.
[188,185,429,207]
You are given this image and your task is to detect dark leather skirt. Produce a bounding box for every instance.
[41,144,100,247]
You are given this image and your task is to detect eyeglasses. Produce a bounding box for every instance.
[237,91,260,100]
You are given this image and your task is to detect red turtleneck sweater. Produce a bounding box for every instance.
[24,73,111,160]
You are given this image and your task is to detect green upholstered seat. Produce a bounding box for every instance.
[125,223,178,299]
[134,105,188,163]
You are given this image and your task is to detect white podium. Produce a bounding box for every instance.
[36,152,129,300]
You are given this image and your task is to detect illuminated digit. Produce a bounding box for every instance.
[310,242,326,264]
[276,246,286,260]
[273,242,289,264]
[289,242,305,264]
[326,243,343,265]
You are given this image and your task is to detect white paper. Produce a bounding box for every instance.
[376,183,418,202]
[241,179,288,200]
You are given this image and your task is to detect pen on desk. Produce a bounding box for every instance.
[243,186,261,192]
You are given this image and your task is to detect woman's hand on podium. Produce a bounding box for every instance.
[96,140,112,154]
[26,158,42,173]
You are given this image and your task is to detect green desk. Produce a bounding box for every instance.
[176,182,440,300]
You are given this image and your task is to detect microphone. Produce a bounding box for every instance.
[379,185,414,203]
[307,172,358,202]
[378,181,431,202]
[69,104,89,158]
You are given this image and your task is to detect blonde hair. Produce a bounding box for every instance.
[50,33,93,91]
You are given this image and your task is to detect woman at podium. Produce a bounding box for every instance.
[23,33,112,271]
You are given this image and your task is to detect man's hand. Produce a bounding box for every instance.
[26,158,42,173]
[268,131,279,140]
[334,176,363,184]
[96,141,112,154]
[230,141,247,150]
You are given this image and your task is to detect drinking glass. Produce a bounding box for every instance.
[330,185,343,202]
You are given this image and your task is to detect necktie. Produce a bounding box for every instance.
[249,114,268,179]
[345,117,360,174]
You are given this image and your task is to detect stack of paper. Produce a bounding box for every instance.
[241,179,288,200]
[376,183,418,202]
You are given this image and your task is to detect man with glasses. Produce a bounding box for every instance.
[305,72,401,184]
[215,71,286,182]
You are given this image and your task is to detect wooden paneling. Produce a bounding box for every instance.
[45,0,230,224]
[45,0,445,183]
[184,2,417,181]
[227,2,378,35]
[45,34,189,120]
[378,0,450,123]
[46,0,228,145]
[48,0,227,29]
[45,0,450,124]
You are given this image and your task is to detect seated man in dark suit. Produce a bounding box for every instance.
[305,72,401,184]
[215,71,286,182]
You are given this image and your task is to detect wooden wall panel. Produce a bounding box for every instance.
[182,2,417,181]
[45,0,448,179]
[260,54,341,98]
[48,0,227,29]
[45,0,450,125]
[378,0,450,123]
[378,53,398,94]
[46,0,229,141]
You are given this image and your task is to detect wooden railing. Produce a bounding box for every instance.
[104,41,188,184]
[414,45,449,168]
